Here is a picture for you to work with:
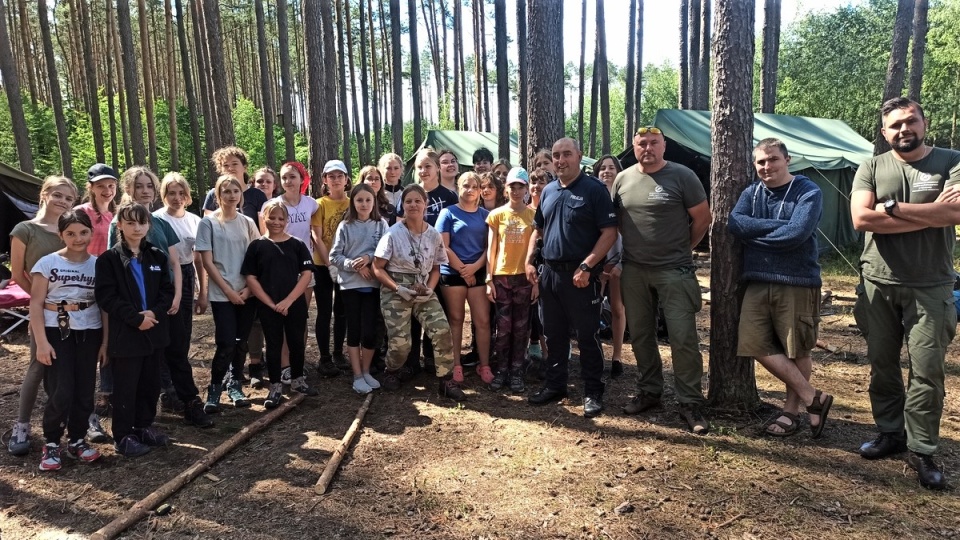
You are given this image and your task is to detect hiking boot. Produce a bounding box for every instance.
[907,452,948,490]
[87,415,109,443]
[280,366,292,385]
[95,393,112,417]
[353,376,373,394]
[159,391,185,413]
[65,439,101,463]
[509,374,526,394]
[439,377,467,402]
[679,404,710,435]
[39,443,62,471]
[362,373,381,389]
[264,383,284,409]
[136,426,170,447]
[333,351,350,371]
[859,432,908,460]
[7,421,30,456]
[382,369,402,391]
[460,351,479,368]
[291,376,319,396]
[226,380,251,407]
[317,360,340,378]
[184,398,215,429]
[204,384,223,414]
[489,370,508,391]
[623,392,662,415]
[114,435,152,457]
[249,363,266,389]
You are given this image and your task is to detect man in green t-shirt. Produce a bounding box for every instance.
[851,97,960,491]
[612,127,711,435]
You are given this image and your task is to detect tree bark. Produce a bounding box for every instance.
[874,0,914,155]
[596,0,610,155]
[577,0,586,145]
[634,1,643,129]
[75,0,105,163]
[526,0,563,163]
[255,0,275,167]
[408,0,422,145]
[37,0,73,176]
[623,0,637,147]
[345,0,366,165]
[452,0,463,129]
[276,0,295,161]
[908,0,928,102]
[494,0,509,159]
[335,0,351,169]
[760,0,780,114]
[455,0,467,128]
[588,29,599,156]
[105,0,119,168]
[696,0,711,110]
[708,0,758,410]
[358,0,372,161]
[678,0,689,109]
[320,0,339,164]
[0,0,32,173]
[175,0,206,196]
[390,0,403,153]
[15,0,37,107]
[516,0,527,167]
[164,0,179,171]
[368,0,382,156]
[423,0,442,103]
[478,0,490,132]
[203,0,235,147]
[192,0,219,174]
[137,0,159,171]
[687,0,701,109]
[304,0,325,178]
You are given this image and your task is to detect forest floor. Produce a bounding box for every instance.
[2,257,960,539]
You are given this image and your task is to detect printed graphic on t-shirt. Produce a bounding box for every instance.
[47,266,96,290]
[912,172,942,193]
[504,216,529,245]
[647,184,672,202]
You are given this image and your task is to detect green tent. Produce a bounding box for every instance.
[0,162,43,254]
[402,130,596,185]
[618,109,873,253]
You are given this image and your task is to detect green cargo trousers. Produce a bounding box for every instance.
[863,279,956,455]
[381,273,454,379]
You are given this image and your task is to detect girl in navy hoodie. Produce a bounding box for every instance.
[95,202,174,457]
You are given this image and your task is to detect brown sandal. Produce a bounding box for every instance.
[806,390,834,439]
[764,411,801,437]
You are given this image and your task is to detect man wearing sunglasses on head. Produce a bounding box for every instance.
[612,126,711,435]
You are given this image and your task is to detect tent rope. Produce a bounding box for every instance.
[817,227,861,276]
[810,167,852,202]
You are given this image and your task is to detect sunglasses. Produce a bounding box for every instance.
[635,126,662,135]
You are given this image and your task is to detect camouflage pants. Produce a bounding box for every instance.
[381,273,454,378]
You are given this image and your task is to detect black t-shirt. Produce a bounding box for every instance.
[395,185,459,226]
[241,237,314,303]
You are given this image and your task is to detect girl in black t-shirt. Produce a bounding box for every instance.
[242,200,316,408]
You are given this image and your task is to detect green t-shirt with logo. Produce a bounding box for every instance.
[612,161,707,269]
[851,147,960,287]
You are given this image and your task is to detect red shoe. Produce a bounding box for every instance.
[477,365,494,384]
[452,365,464,383]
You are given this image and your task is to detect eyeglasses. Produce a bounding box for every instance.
[635,126,662,135]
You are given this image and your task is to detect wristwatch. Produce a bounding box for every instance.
[884,199,898,216]
[579,262,593,273]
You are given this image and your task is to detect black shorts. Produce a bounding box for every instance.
[439,267,487,288]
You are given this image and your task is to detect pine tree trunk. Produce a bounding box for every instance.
[472,0,481,129]
[203,0,235,147]
[634,1,643,127]
[494,0,509,159]
[696,0,711,110]
[456,0,467,128]
[908,0,928,102]
[623,0,637,147]
[358,0,372,161]
[516,0,527,167]
[708,0,758,411]
[137,0,159,171]
[388,0,402,153]
[760,0,780,114]
[423,0,442,104]
[408,0,422,146]
[368,0,382,156]
[874,0,914,155]
[105,0,119,168]
[440,0,448,98]
[678,0,689,109]
[192,0,219,167]
[254,0,275,167]
[164,0,179,171]
[175,0,206,196]
[276,0,296,161]
[596,0,610,155]
[304,0,325,179]
[478,1,490,132]
[0,0,32,173]
[451,0,461,129]
[687,0,701,109]
[588,31,599,157]
[320,0,339,164]
[335,0,351,169]
[346,0,366,165]
[15,0,36,107]
[576,0,586,145]
[526,0,563,164]
[113,1,132,168]
[75,0,105,162]
[37,0,73,176]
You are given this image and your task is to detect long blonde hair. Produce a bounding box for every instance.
[36,176,78,219]
[159,172,194,207]
[119,166,160,206]
[212,174,245,222]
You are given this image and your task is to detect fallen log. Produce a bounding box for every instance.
[90,393,306,540]
[315,392,374,494]
[816,339,838,353]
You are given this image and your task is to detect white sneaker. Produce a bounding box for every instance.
[352,377,373,394]
[362,373,381,389]
[87,415,109,443]
[280,366,292,385]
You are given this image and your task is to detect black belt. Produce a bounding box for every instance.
[544,260,578,272]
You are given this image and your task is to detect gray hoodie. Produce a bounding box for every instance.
[330,218,388,290]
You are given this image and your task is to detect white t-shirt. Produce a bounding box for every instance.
[264,195,318,256]
[195,213,261,302]
[153,209,202,265]
[375,222,448,282]
[31,253,101,329]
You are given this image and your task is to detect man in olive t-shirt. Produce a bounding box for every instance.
[851,97,960,491]
[611,127,711,435]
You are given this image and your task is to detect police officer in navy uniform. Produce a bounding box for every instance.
[525,138,618,417]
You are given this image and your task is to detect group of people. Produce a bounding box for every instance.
[5,97,959,492]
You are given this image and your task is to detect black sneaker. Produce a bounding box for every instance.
[115,435,152,457]
[859,432,907,460]
[509,374,526,394]
[489,370,508,391]
[136,426,171,447]
[332,352,350,371]
[907,451,948,490]
[264,383,284,409]
[159,392,185,413]
[382,369,402,391]
[440,378,467,401]
[184,398,215,429]
[317,360,341,378]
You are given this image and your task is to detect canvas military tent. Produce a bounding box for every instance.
[401,130,596,185]
[618,109,874,253]
[0,162,42,254]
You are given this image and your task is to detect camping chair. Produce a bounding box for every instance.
[0,281,30,339]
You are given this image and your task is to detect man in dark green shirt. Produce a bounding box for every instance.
[851,97,960,490]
